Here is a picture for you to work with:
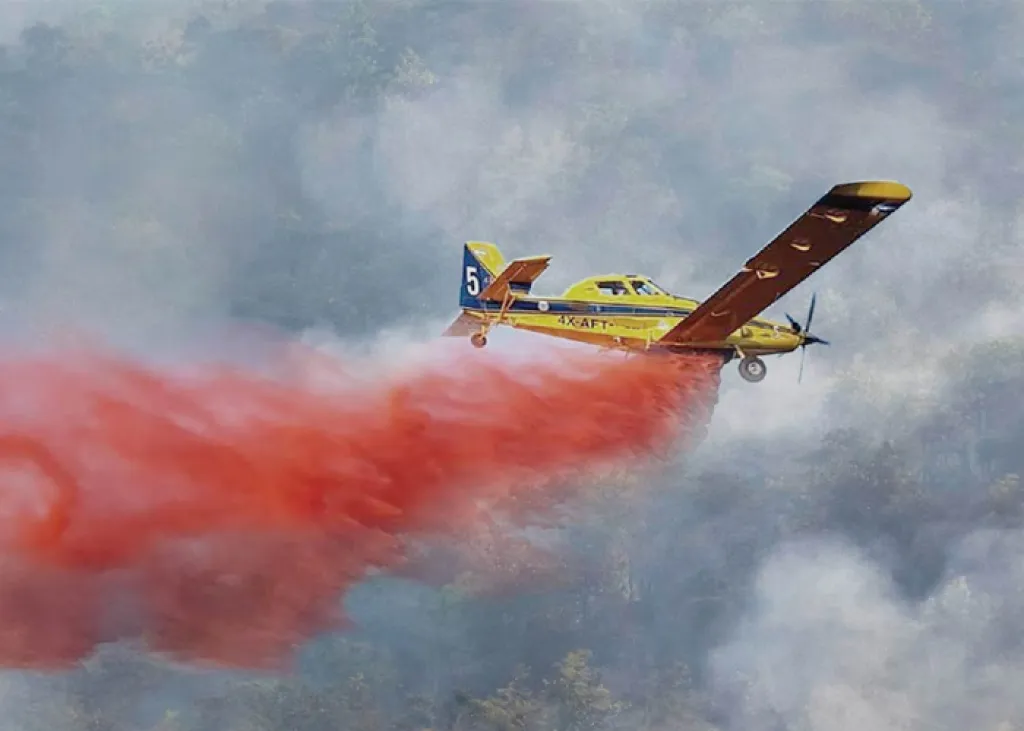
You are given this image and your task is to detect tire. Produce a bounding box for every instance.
[738,355,767,383]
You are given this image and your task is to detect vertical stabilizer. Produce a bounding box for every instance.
[460,241,505,308]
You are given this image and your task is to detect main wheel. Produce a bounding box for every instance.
[738,355,766,383]
[470,332,488,349]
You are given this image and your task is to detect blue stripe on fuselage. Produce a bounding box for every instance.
[464,299,782,329]
[467,299,694,317]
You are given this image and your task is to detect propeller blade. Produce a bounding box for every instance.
[796,293,826,384]
[785,313,801,333]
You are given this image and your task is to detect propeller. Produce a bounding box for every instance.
[784,292,830,383]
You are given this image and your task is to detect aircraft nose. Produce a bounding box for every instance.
[772,329,802,350]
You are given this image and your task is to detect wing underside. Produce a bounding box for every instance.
[657,180,912,346]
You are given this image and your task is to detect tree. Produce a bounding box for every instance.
[547,650,625,731]
[469,666,544,731]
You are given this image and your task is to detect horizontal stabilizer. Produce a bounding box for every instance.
[478,255,552,301]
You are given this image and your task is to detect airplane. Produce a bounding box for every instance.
[442,180,912,384]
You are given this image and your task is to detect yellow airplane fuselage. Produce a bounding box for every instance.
[446,180,913,384]
[459,286,805,359]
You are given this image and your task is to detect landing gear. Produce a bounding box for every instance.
[470,332,488,349]
[738,355,766,383]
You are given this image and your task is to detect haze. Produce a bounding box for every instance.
[0,2,1020,730]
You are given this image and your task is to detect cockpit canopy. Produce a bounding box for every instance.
[625,278,666,296]
[565,274,674,300]
[595,280,630,297]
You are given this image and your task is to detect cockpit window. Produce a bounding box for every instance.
[597,281,630,296]
[629,279,669,296]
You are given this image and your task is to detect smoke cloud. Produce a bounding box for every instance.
[711,531,1024,731]
[0,1,1017,729]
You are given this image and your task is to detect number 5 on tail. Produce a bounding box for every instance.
[465,266,480,296]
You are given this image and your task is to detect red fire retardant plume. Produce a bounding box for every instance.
[0,341,720,669]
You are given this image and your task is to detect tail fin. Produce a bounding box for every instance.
[460,241,506,308]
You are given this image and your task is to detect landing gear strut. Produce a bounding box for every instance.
[738,355,766,383]
[470,332,488,349]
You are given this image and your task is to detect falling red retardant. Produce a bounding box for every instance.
[0,340,720,670]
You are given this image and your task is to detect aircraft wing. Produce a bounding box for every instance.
[657,180,912,346]
[479,255,552,301]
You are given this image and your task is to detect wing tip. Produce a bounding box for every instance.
[829,180,913,202]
